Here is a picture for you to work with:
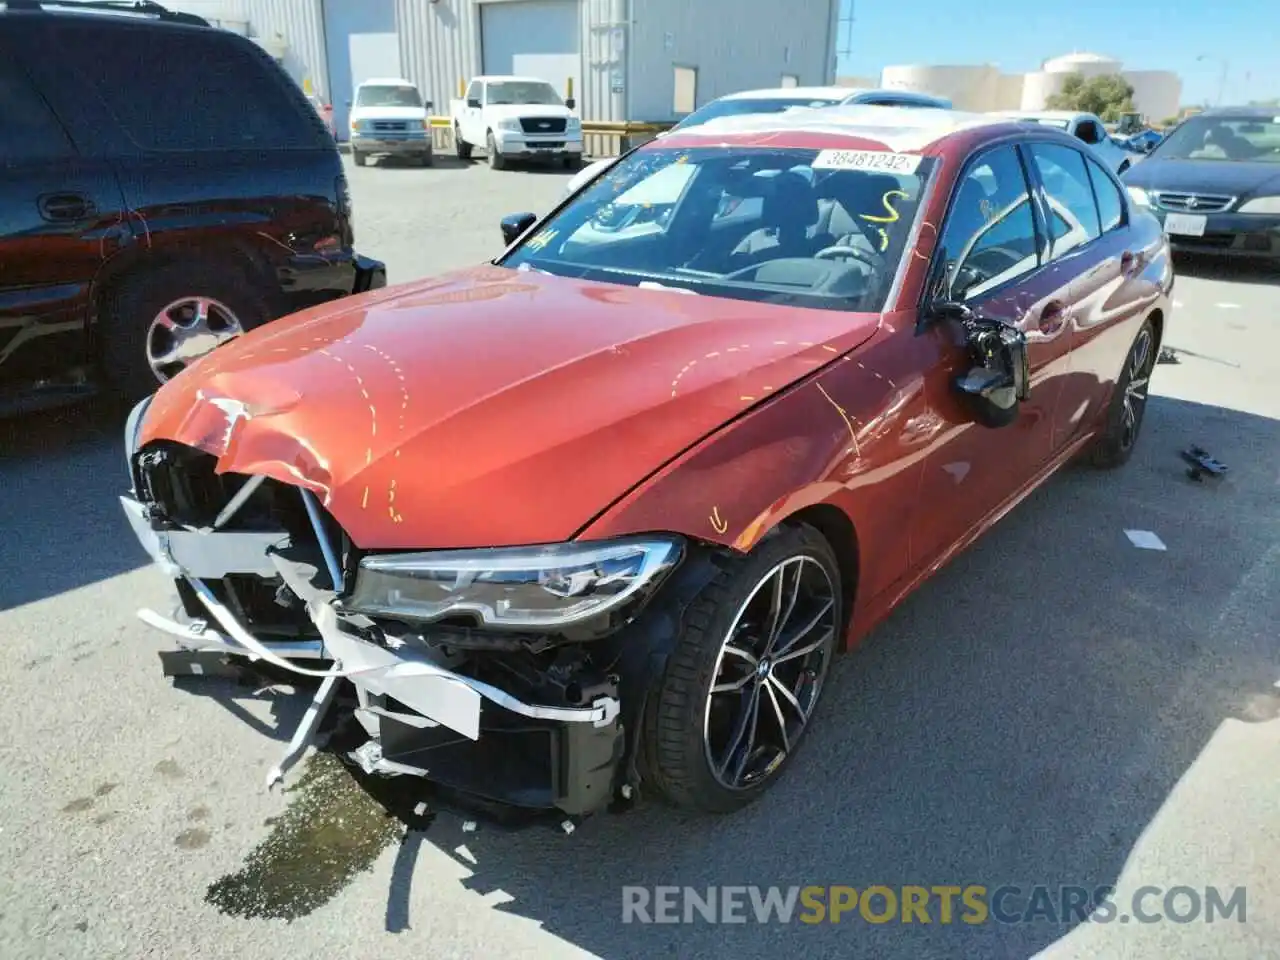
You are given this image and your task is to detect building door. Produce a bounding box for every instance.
[322,0,397,139]
[480,0,579,103]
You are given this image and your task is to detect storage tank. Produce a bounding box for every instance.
[1041,52,1123,77]
[880,64,999,111]
[1123,70,1182,122]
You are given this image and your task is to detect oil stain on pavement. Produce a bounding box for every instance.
[204,752,431,921]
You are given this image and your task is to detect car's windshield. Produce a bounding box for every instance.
[1153,115,1280,162]
[355,85,423,108]
[487,81,563,106]
[674,96,842,131]
[501,146,936,313]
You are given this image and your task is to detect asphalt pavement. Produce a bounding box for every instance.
[1,155,1276,960]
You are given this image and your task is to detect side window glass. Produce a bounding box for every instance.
[54,26,322,151]
[465,82,480,103]
[1085,156,1124,232]
[0,60,74,161]
[1028,143,1102,258]
[935,145,1040,302]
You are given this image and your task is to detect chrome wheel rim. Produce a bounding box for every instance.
[702,555,839,791]
[146,296,244,382]
[1120,328,1153,451]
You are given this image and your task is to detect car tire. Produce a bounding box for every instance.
[99,260,271,403]
[454,126,472,160]
[486,131,505,170]
[353,149,367,167]
[641,523,844,814]
[562,154,582,170]
[1088,317,1157,469]
[419,150,434,167]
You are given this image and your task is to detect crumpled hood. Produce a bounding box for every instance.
[139,265,880,549]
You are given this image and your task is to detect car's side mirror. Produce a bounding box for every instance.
[424,99,434,110]
[501,212,538,246]
[466,98,482,108]
[930,301,1030,429]
[565,97,576,110]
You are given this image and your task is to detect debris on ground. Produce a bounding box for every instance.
[1157,346,1180,365]
[1124,530,1168,551]
[1181,446,1228,483]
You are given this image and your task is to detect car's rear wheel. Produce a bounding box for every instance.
[1089,317,1157,469]
[418,149,433,166]
[562,154,582,170]
[99,261,270,402]
[486,131,505,170]
[454,125,472,160]
[642,523,843,813]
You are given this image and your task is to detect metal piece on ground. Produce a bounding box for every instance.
[1181,446,1228,483]
[1157,346,1180,365]
[265,673,342,790]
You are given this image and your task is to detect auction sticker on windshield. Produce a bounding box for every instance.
[812,150,922,174]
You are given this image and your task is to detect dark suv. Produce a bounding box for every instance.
[0,1,386,412]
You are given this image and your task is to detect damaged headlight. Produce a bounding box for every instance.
[344,537,682,630]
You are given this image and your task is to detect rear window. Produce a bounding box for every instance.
[53,24,327,152]
[676,96,842,130]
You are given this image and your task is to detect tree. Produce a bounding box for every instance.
[1045,73,1136,122]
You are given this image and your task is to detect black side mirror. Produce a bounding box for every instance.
[931,301,1030,429]
[565,97,576,110]
[466,98,482,108]
[424,99,434,111]
[501,212,538,246]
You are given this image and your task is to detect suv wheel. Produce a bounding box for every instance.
[100,261,270,402]
[486,131,506,170]
[352,149,367,167]
[454,125,472,160]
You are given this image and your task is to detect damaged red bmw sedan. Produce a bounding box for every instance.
[120,105,1173,820]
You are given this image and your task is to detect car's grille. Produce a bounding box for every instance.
[526,141,565,149]
[519,117,567,134]
[1152,192,1235,213]
[372,121,409,132]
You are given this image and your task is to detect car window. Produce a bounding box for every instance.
[1154,115,1280,162]
[1028,143,1101,258]
[355,84,422,108]
[1084,155,1124,232]
[674,96,842,131]
[486,81,562,106]
[502,146,936,313]
[933,145,1040,302]
[1075,120,1102,145]
[465,81,480,102]
[53,25,325,151]
[0,60,74,161]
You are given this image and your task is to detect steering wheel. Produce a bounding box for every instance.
[813,244,881,271]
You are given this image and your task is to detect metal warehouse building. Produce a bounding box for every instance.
[167,0,840,139]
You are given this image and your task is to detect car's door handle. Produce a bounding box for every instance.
[1037,299,1068,335]
[38,193,95,222]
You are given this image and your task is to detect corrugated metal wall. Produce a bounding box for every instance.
[225,0,330,101]
[628,0,836,121]
[395,0,620,123]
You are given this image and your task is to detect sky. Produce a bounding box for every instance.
[835,0,1278,108]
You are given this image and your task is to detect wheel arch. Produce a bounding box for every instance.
[1146,306,1164,351]
[776,503,860,640]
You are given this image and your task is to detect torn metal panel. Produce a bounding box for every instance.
[120,495,290,578]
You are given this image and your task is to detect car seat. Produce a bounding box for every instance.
[729,171,833,267]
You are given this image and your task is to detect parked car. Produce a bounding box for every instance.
[1122,129,1163,154]
[119,105,1172,820]
[1121,107,1280,259]
[0,0,385,414]
[451,74,583,170]
[992,110,1143,175]
[563,85,954,195]
[348,77,433,167]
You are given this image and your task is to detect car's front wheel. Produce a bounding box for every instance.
[486,131,505,170]
[642,523,843,813]
[1089,317,1157,468]
[352,149,367,167]
[99,261,270,402]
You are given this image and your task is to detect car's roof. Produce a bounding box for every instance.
[662,103,1012,153]
[358,77,416,87]
[1198,106,1280,118]
[475,75,554,84]
[718,86,852,101]
[995,109,1092,121]
[0,1,210,27]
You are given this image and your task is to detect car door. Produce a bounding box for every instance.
[0,42,127,392]
[1032,147,1148,437]
[908,141,1070,567]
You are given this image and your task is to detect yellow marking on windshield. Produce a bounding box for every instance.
[526,229,558,252]
[861,189,910,224]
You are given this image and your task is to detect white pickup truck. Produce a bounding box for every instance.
[450,75,584,170]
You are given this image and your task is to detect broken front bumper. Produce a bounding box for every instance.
[119,486,624,817]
